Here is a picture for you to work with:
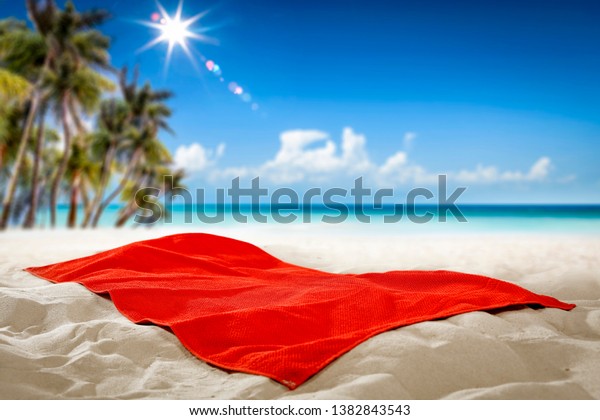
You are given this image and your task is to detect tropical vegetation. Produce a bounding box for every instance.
[0,0,182,230]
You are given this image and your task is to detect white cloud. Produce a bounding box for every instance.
[215,143,226,158]
[174,142,225,173]
[453,156,552,183]
[377,160,438,185]
[263,129,341,177]
[175,128,555,187]
[219,127,373,184]
[528,156,551,180]
[403,132,417,149]
[455,165,500,183]
[380,151,408,174]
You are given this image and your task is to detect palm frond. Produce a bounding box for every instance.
[26,0,57,37]
[71,30,111,69]
[0,18,28,34]
[0,68,32,103]
[0,27,47,77]
[71,67,115,114]
[77,8,111,30]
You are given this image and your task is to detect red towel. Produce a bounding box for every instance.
[26,233,574,389]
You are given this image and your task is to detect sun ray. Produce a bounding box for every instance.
[183,10,211,27]
[175,0,183,22]
[165,40,175,73]
[136,21,163,30]
[155,1,169,21]
[138,0,214,73]
[179,40,200,71]
[187,33,219,45]
[136,36,166,54]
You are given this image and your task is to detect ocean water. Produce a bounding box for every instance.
[46,204,600,235]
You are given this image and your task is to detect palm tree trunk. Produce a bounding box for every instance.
[23,104,47,229]
[81,194,94,227]
[65,100,87,229]
[91,146,143,227]
[68,100,86,134]
[0,91,41,230]
[115,201,137,227]
[80,179,91,220]
[49,95,73,227]
[115,173,151,228]
[0,34,52,230]
[0,145,6,174]
[83,143,116,227]
[67,170,80,228]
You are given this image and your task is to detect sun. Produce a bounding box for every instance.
[161,15,191,46]
[137,0,216,71]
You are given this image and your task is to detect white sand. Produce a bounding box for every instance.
[1,226,600,399]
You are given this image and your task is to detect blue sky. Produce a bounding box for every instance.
[3,0,600,202]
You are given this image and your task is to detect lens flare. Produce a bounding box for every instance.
[136,0,216,72]
[138,4,261,112]
[205,60,222,76]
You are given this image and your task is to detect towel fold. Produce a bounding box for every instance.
[26,233,575,389]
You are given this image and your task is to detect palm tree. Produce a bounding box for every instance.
[82,98,129,227]
[22,107,61,228]
[1,3,182,230]
[44,1,113,227]
[91,68,173,227]
[29,128,61,227]
[44,54,114,227]
[114,162,181,229]
[0,13,48,229]
[114,169,154,228]
[22,103,47,228]
[93,126,167,227]
[0,102,26,176]
[1,1,112,229]
[64,134,99,227]
[0,47,31,174]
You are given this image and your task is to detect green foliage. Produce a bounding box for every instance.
[0,18,46,79]
[1,1,182,229]
[0,102,27,164]
[0,69,31,102]
[44,54,115,119]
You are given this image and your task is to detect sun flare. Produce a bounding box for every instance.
[137,0,215,71]
[161,15,191,46]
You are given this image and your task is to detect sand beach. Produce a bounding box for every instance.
[1,226,599,399]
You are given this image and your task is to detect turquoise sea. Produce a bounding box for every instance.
[45,204,600,234]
